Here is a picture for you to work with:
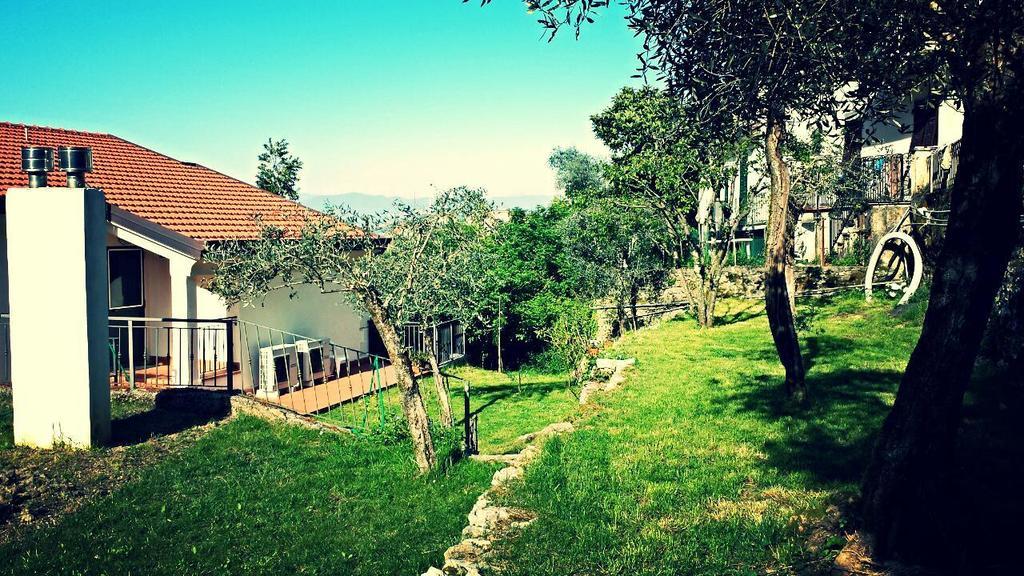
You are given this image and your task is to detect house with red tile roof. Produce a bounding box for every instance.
[0,122,372,392]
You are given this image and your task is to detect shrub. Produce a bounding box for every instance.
[541,300,598,386]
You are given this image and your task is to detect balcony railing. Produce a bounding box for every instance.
[862,153,911,204]
[108,316,236,391]
[403,320,466,366]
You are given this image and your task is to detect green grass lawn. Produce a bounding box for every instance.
[319,365,578,455]
[3,293,1018,574]
[441,366,577,454]
[0,354,576,575]
[0,414,495,575]
[486,296,926,575]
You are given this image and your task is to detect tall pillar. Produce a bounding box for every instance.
[6,187,110,448]
[169,256,196,385]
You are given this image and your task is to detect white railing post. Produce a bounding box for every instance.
[127,319,136,391]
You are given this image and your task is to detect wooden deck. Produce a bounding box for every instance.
[110,361,242,391]
[268,364,398,415]
[109,356,402,417]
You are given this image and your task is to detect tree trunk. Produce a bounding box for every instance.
[693,269,719,328]
[763,114,806,400]
[423,328,454,428]
[496,298,504,374]
[612,302,625,338]
[861,80,1024,565]
[367,304,437,473]
[629,286,640,331]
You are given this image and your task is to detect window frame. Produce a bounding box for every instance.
[107,247,145,310]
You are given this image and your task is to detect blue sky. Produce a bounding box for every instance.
[1,1,641,200]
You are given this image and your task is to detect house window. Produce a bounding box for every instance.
[108,248,144,309]
[910,100,939,148]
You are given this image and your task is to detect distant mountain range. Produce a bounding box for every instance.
[298,192,555,214]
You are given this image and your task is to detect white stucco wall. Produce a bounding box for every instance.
[7,187,110,448]
[235,283,369,353]
[144,252,171,318]
[862,98,964,157]
[196,285,229,319]
[937,101,964,147]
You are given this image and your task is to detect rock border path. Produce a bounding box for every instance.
[423,358,635,576]
[422,421,575,576]
[579,358,636,405]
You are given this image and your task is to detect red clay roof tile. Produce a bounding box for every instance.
[0,122,321,242]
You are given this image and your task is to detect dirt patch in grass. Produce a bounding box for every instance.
[0,389,224,544]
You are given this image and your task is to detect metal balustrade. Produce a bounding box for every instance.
[403,320,466,366]
[0,312,472,438]
[107,316,235,391]
[234,319,400,427]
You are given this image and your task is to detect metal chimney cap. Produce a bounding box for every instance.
[57,146,93,173]
[21,146,54,174]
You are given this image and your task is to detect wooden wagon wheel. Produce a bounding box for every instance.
[865,231,923,306]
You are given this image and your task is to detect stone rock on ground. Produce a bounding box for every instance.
[422,420,575,576]
[579,358,635,405]
[516,421,574,444]
[491,466,523,487]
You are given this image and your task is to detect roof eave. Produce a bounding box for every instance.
[109,204,205,260]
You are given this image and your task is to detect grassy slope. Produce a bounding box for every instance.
[1,355,577,575]
[0,414,495,576]
[319,366,578,455]
[447,367,577,454]
[489,297,923,575]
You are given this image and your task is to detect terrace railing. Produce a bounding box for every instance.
[234,319,400,429]
[107,316,236,391]
[1,312,471,440]
[403,320,466,366]
[862,153,911,204]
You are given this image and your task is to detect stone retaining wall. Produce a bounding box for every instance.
[664,265,867,301]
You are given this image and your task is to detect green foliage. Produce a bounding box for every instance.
[473,200,600,368]
[589,86,753,326]
[208,186,492,334]
[731,248,765,268]
[551,146,673,335]
[255,138,303,201]
[827,236,872,267]
[591,86,706,228]
[548,147,606,198]
[540,299,597,385]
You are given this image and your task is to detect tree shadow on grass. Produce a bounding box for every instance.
[722,359,1024,571]
[725,366,899,486]
[464,379,570,421]
[715,300,766,326]
[749,334,862,373]
[109,390,230,447]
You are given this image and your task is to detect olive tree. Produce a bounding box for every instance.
[549,147,672,335]
[588,87,752,328]
[519,0,924,398]
[206,187,492,473]
[402,190,494,427]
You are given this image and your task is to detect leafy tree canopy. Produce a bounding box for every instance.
[256,138,304,201]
